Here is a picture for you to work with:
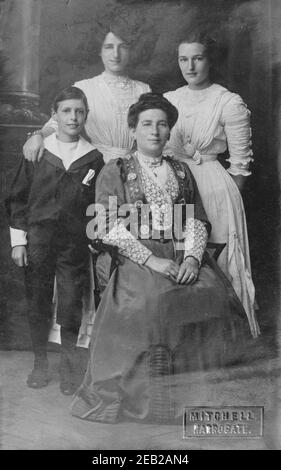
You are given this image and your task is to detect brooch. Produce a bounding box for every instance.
[127,172,137,181]
[135,200,144,208]
[177,198,186,205]
[176,170,185,180]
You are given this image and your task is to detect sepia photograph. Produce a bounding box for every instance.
[0,0,280,453]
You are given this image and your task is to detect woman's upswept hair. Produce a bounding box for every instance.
[52,86,89,113]
[127,93,178,130]
[94,16,137,49]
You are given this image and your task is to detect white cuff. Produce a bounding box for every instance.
[227,165,252,177]
[10,227,27,247]
[226,156,253,177]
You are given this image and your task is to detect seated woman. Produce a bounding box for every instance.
[71,93,252,424]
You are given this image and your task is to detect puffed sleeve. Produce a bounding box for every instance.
[94,160,152,265]
[141,82,151,93]
[221,94,253,176]
[38,116,58,133]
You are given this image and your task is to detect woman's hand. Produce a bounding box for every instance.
[145,255,179,278]
[11,246,28,267]
[23,135,44,162]
[176,256,199,285]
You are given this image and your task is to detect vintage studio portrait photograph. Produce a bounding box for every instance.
[0,0,280,452]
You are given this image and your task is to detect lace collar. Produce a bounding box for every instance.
[102,71,131,89]
[135,151,163,168]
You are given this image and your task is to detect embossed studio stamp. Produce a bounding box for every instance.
[183,406,263,438]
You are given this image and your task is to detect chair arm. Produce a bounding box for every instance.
[206,242,226,262]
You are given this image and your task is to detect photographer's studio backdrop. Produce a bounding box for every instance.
[0,0,280,351]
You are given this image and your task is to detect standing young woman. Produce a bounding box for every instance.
[164,33,259,337]
[23,27,150,163]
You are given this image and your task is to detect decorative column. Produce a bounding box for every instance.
[0,0,48,350]
[0,0,48,128]
[0,0,49,193]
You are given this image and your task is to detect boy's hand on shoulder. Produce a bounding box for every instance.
[12,246,28,267]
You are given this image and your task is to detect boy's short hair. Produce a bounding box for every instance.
[127,93,178,130]
[52,86,89,113]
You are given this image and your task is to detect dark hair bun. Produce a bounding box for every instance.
[128,92,178,129]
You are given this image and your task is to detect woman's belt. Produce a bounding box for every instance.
[189,151,218,165]
[180,147,218,165]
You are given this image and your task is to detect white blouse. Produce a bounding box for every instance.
[164,84,253,176]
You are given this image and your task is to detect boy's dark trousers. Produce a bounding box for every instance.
[24,222,89,385]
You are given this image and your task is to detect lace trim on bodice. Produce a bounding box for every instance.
[101,72,143,116]
[139,163,179,232]
[139,163,179,205]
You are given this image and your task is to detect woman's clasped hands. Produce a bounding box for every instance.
[145,254,199,284]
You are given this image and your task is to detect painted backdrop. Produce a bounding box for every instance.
[0,0,279,351]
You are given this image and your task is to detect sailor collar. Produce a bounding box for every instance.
[44,133,96,163]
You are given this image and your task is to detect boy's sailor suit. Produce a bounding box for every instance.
[5,134,104,368]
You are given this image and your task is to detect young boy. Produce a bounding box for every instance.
[5,86,104,394]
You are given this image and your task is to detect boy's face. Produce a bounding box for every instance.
[54,99,87,142]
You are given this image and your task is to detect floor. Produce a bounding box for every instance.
[1,348,280,450]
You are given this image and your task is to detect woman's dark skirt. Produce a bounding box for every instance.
[71,240,252,424]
